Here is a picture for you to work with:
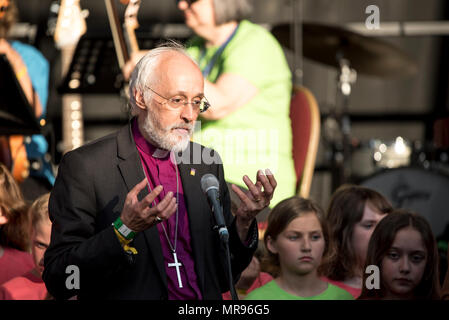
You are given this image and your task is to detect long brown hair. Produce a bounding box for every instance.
[262,196,334,277]
[359,209,441,300]
[321,184,393,281]
[0,163,30,251]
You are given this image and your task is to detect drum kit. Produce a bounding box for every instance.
[272,22,449,237]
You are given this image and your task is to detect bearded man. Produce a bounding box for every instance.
[43,44,276,300]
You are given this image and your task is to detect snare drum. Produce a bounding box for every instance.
[361,166,449,237]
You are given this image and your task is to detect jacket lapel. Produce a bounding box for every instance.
[176,146,209,293]
[116,123,167,290]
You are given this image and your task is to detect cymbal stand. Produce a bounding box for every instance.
[291,0,303,86]
[331,55,357,190]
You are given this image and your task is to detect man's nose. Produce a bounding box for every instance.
[180,103,196,122]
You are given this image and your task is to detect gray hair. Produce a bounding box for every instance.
[127,41,194,116]
[213,0,253,25]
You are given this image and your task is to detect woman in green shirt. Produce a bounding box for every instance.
[179,0,296,208]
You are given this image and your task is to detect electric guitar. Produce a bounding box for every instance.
[54,0,87,153]
[124,0,141,56]
[105,0,140,79]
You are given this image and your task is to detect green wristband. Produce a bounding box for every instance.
[112,217,137,240]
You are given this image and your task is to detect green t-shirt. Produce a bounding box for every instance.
[245,280,354,300]
[186,20,296,207]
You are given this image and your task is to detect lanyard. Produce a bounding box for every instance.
[198,23,240,78]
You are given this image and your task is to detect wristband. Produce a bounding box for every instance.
[113,228,138,255]
[112,217,136,240]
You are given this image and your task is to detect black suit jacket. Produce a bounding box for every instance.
[43,123,257,300]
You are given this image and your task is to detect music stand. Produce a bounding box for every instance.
[0,54,41,135]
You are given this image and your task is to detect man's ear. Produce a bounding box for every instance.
[266,235,278,255]
[135,90,147,111]
[0,208,8,225]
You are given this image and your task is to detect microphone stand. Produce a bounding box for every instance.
[211,205,239,301]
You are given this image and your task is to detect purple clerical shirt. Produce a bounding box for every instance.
[132,119,202,300]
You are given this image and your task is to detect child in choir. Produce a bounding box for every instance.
[245,196,353,300]
[320,184,393,298]
[359,209,441,300]
[0,163,33,285]
[0,193,51,299]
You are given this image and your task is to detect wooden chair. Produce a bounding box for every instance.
[257,86,320,239]
[290,86,321,198]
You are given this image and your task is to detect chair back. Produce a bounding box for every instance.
[290,86,320,198]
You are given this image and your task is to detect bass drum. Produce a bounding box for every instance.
[361,166,449,237]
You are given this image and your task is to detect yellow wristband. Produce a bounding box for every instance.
[16,66,27,80]
[114,228,138,255]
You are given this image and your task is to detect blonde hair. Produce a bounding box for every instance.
[30,193,50,228]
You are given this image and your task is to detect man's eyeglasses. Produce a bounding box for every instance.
[146,86,210,113]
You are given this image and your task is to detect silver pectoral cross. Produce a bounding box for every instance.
[168,252,183,288]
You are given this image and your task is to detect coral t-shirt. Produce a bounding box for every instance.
[322,277,362,299]
[0,271,47,300]
[0,247,34,285]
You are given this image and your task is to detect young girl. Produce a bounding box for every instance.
[320,184,393,298]
[0,163,33,285]
[0,193,51,299]
[359,209,441,300]
[245,196,353,300]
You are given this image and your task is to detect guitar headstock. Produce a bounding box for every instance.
[124,0,141,31]
[54,0,88,49]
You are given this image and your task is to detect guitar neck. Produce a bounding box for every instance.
[61,47,83,153]
[53,0,86,153]
[124,23,139,56]
[105,0,129,68]
[106,0,140,69]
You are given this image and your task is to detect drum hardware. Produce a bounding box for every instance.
[272,22,418,190]
[272,22,417,78]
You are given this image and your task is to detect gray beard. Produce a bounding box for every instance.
[141,111,192,153]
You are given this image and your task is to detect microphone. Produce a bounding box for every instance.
[200,173,229,243]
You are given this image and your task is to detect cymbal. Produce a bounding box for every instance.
[272,23,417,78]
